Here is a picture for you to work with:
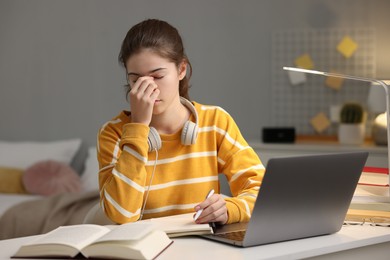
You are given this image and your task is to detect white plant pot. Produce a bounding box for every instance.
[338,123,365,145]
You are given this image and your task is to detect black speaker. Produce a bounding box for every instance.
[262,127,296,143]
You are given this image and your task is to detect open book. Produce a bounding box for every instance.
[140,213,214,237]
[13,222,172,259]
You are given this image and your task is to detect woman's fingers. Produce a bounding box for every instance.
[194,194,228,225]
[131,77,156,99]
[129,77,159,125]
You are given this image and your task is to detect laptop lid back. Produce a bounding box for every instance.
[242,152,368,247]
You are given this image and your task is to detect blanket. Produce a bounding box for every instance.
[0,190,100,240]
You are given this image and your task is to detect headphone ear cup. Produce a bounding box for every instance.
[148,127,162,152]
[181,121,198,145]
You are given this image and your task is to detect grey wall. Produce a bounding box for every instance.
[1,0,389,147]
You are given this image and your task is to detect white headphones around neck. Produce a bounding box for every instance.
[147,97,199,152]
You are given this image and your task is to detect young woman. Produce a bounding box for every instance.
[97,19,265,225]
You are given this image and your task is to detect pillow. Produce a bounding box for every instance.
[23,160,81,196]
[70,141,88,175]
[0,139,81,170]
[0,167,27,194]
[80,147,100,192]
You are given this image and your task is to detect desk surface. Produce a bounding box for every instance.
[1,225,390,260]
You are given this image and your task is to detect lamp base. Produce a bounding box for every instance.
[372,113,388,146]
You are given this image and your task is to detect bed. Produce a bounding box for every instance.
[0,139,101,239]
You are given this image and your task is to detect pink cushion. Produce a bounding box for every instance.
[23,160,81,196]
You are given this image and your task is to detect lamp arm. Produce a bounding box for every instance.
[283,67,390,189]
[323,75,390,175]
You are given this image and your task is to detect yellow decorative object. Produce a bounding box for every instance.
[337,36,358,58]
[0,167,27,194]
[310,112,331,133]
[325,71,344,90]
[294,54,314,69]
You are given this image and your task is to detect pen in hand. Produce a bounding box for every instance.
[194,189,215,221]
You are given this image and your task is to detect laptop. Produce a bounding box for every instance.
[202,152,368,247]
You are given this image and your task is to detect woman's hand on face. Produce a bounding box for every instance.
[129,76,160,125]
[194,193,228,225]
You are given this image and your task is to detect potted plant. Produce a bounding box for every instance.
[338,102,366,145]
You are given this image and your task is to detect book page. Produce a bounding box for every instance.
[146,213,213,234]
[359,172,389,186]
[24,225,110,250]
[93,222,156,243]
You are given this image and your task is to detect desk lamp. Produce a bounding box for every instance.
[283,67,390,197]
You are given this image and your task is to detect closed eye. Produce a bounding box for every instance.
[127,76,139,84]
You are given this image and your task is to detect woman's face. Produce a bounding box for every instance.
[126,49,186,115]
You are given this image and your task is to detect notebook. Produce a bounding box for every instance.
[202,152,368,247]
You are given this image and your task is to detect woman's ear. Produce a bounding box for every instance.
[178,61,187,80]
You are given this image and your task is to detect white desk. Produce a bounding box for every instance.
[1,225,390,260]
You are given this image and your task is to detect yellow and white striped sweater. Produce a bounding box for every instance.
[97,101,265,224]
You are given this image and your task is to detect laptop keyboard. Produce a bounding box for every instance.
[215,230,246,241]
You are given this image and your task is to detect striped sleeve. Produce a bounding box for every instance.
[97,116,150,224]
[201,105,265,224]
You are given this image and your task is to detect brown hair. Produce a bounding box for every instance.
[119,19,192,100]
